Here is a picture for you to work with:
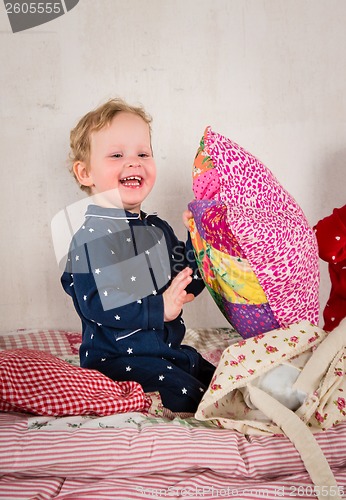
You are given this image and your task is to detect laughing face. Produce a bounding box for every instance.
[73,112,156,214]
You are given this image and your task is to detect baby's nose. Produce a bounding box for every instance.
[126,157,141,167]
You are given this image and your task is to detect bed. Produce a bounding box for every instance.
[1,327,346,500]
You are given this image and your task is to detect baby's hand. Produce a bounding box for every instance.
[182,209,193,230]
[163,267,195,322]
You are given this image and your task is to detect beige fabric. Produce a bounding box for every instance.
[195,319,346,500]
[248,385,339,499]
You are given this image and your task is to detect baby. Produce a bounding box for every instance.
[61,98,215,413]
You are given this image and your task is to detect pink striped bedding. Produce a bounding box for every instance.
[1,329,346,499]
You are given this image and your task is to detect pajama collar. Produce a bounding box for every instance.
[85,205,157,221]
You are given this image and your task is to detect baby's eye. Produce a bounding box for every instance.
[111,153,122,158]
[138,153,150,158]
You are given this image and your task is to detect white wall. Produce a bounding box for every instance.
[0,0,345,333]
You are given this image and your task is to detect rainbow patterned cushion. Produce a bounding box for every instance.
[188,127,320,338]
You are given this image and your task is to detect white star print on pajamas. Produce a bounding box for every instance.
[61,204,212,413]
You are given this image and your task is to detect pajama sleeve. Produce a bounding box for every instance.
[185,232,205,297]
[162,220,205,298]
[68,272,164,331]
[61,228,165,331]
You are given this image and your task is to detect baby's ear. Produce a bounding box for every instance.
[73,161,94,188]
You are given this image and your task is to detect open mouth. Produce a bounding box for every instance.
[120,176,143,187]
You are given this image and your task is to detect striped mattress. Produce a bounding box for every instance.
[1,328,346,500]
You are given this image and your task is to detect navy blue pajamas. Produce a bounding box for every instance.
[61,205,215,412]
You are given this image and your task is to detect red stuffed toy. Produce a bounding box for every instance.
[314,204,346,331]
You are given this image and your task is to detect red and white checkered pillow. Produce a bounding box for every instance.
[0,329,81,356]
[0,349,151,416]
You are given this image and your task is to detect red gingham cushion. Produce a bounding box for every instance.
[0,349,151,416]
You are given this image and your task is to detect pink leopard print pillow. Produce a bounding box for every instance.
[188,127,320,337]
